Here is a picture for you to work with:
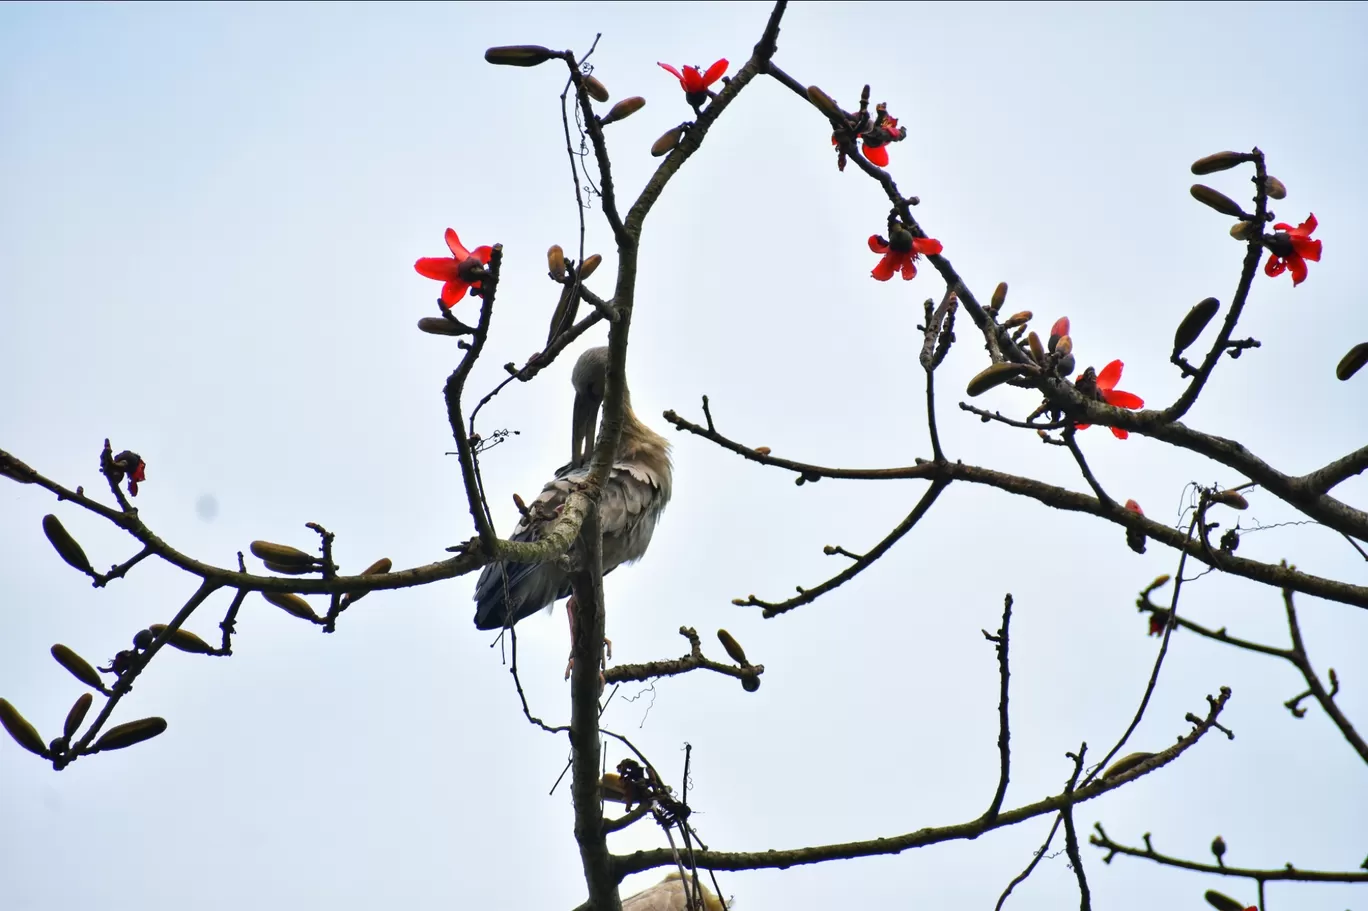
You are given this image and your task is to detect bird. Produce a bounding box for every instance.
[472,346,672,651]
[621,872,728,911]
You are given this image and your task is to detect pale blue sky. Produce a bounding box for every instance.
[2,3,1367,909]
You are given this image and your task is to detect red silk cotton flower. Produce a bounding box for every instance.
[415,228,493,308]
[1264,213,1322,286]
[869,230,943,282]
[658,59,728,104]
[1075,360,1144,439]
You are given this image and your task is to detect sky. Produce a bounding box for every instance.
[2,2,1367,909]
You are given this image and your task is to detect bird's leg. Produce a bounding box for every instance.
[563,596,609,689]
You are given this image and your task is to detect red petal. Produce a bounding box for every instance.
[868,235,889,254]
[1051,316,1070,338]
[1299,213,1317,235]
[681,66,705,94]
[1289,254,1308,286]
[416,257,462,281]
[445,228,470,260]
[440,280,470,307]
[912,237,943,256]
[470,245,494,264]
[1125,499,1143,514]
[701,59,729,87]
[1265,255,1285,277]
[1273,222,1293,233]
[1096,359,1124,391]
[862,142,889,167]
[1106,390,1145,410]
[1075,423,1092,431]
[1110,426,1130,440]
[130,461,146,483]
[900,256,918,281]
[1291,236,1321,262]
[657,63,684,84]
[871,255,897,282]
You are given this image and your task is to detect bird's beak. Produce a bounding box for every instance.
[571,386,603,468]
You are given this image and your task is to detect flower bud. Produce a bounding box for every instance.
[716,630,749,666]
[1211,835,1227,860]
[1053,335,1073,359]
[92,717,167,752]
[1002,310,1032,329]
[42,514,93,576]
[1262,175,1287,200]
[741,675,761,693]
[1229,220,1260,241]
[263,561,317,576]
[1172,297,1220,357]
[583,75,610,103]
[1148,574,1172,590]
[1026,331,1046,365]
[1102,751,1154,779]
[1204,891,1248,911]
[484,45,558,67]
[149,624,215,655]
[966,362,1034,397]
[805,85,844,121]
[1336,342,1368,381]
[578,253,602,279]
[263,592,320,622]
[50,644,104,690]
[250,541,316,568]
[132,629,154,650]
[753,446,772,456]
[600,96,645,125]
[417,317,467,337]
[547,245,567,281]
[1190,151,1249,175]
[0,698,49,758]
[1190,184,1244,218]
[989,282,1008,314]
[64,693,93,740]
[342,558,393,607]
[651,125,684,157]
[1211,490,1249,510]
[1048,317,1070,351]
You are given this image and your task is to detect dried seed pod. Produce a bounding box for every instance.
[1204,890,1248,911]
[1172,297,1220,356]
[753,446,772,456]
[1229,220,1260,241]
[0,698,48,758]
[1190,184,1244,218]
[64,693,93,740]
[1336,342,1368,381]
[92,717,167,752]
[1190,151,1249,175]
[1026,331,1046,365]
[263,560,317,576]
[741,675,761,693]
[342,558,393,606]
[263,592,319,622]
[1002,310,1033,330]
[578,254,602,279]
[1102,751,1154,779]
[989,282,1008,315]
[42,514,93,576]
[484,45,557,67]
[547,245,567,280]
[417,316,467,337]
[1262,175,1287,200]
[651,125,684,157]
[600,96,645,125]
[250,540,316,568]
[966,362,1033,397]
[583,75,610,103]
[716,630,750,666]
[805,85,844,120]
[149,624,215,655]
[50,644,104,690]
[1211,490,1249,510]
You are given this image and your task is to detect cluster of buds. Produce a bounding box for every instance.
[809,84,907,170]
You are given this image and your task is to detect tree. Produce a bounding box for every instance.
[2,3,1366,909]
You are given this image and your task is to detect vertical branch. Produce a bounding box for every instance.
[1062,746,1092,911]
[1283,588,1368,763]
[983,594,1013,820]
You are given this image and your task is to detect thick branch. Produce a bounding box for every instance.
[1298,443,1368,495]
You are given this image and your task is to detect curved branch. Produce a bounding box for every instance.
[603,627,763,687]
[1089,823,1368,884]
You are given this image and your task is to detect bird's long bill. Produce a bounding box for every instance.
[571,386,603,468]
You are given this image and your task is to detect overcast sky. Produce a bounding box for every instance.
[3,2,1367,909]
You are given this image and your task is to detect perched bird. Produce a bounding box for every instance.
[622,872,728,911]
[472,346,672,638]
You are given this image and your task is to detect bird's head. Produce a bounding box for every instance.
[570,346,612,467]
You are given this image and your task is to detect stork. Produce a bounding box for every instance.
[472,347,672,665]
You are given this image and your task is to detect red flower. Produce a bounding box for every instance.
[1148,612,1165,636]
[1125,499,1143,515]
[1264,213,1322,286]
[869,231,943,282]
[1075,360,1144,439]
[831,113,903,167]
[658,59,728,102]
[127,460,146,497]
[415,228,493,308]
